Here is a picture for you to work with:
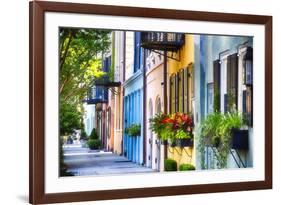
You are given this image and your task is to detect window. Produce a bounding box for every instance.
[227,53,238,112]
[156,97,161,114]
[238,46,253,126]
[207,83,214,114]
[243,47,253,86]
[134,32,142,72]
[169,65,193,114]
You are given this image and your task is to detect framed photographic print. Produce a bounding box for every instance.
[29,1,272,204]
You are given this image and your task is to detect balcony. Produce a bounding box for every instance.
[94,76,121,87]
[140,32,184,51]
[85,86,108,105]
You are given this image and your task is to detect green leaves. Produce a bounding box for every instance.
[59,28,111,136]
[125,124,141,137]
[175,129,192,139]
[59,28,111,104]
[59,99,83,135]
[198,111,244,169]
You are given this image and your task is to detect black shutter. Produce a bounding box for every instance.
[243,88,253,126]
[213,60,220,112]
[244,47,253,86]
[242,90,247,114]
[224,94,228,113]
[227,53,238,111]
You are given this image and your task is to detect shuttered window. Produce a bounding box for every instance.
[213,59,220,112]
[243,47,253,86]
[227,53,238,112]
[170,74,176,114]
[178,70,184,112]
[242,47,253,127]
[183,68,189,113]
[189,64,194,99]
[170,65,193,114]
[134,32,141,72]
[207,83,214,114]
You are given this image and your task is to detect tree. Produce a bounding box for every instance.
[59,99,83,135]
[59,28,111,135]
[59,28,111,104]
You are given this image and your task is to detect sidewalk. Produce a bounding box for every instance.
[63,144,155,176]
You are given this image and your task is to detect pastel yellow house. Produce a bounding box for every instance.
[141,32,195,171]
[167,34,196,168]
[145,50,165,171]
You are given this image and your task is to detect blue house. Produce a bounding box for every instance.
[194,35,253,169]
[123,32,144,164]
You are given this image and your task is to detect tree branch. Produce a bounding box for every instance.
[60,31,74,71]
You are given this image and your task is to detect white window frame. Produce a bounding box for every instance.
[219,51,229,113]
[238,46,248,113]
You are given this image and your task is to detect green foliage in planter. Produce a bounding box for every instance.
[89,128,99,140]
[198,111,244,169]
[87,139,102,150]
[179,163,195,171]
[164,158,178,171]
[175,129,192,139]
[149,113,173,141]
[125,124,141,137]
[80,130,88,140]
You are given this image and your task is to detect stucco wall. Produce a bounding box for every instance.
[166,34,196,168]
[194,34,253,169]
[145,62,164,171]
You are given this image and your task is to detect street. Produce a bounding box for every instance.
[63,144,155,176]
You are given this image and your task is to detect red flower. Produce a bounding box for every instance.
[161,117,174,124]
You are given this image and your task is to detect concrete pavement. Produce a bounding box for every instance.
[63,144,155,176]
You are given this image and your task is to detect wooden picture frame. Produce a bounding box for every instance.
[29,1,272,204]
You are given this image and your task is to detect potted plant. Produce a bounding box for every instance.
[87,128,101,150]
[200,112,223,147]
[198,111,246,168]
[223,112,248,150]
[170,112,194,148]
[231,129,249,150]
[149,113,173,145]
[169,139,177,147]
[87,139,102,150]
[125,123,141,137]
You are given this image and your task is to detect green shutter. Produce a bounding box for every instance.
[183,68,189,113]
[213,59,220,112]
[170,74,176,114]
[178,70,184,112]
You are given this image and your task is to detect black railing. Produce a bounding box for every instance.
[85,86,108,105]
[94,76,121,87]
[141,32,184,51]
